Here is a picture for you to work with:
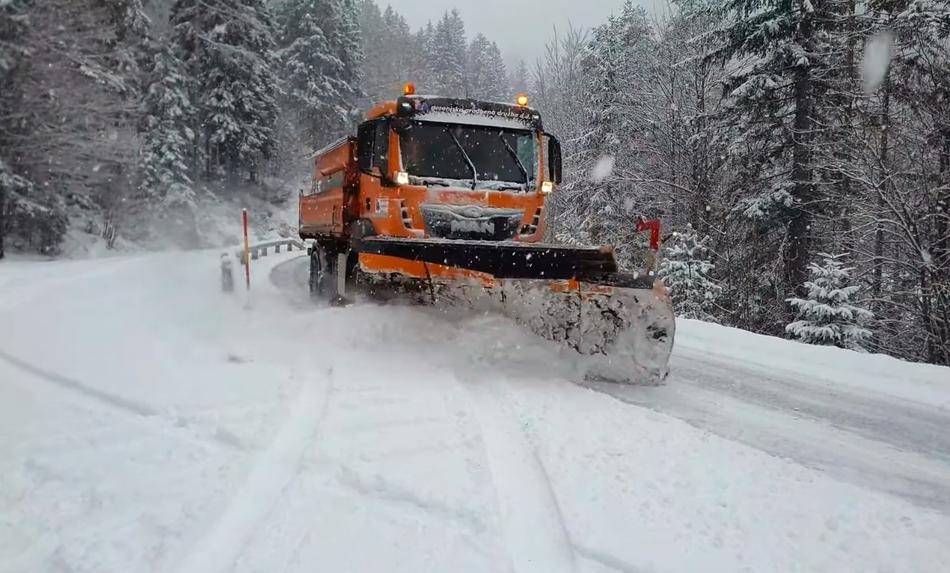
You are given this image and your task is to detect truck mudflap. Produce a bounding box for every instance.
[355,251,675,384]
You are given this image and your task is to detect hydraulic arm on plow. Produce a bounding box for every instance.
[299,85,674,383]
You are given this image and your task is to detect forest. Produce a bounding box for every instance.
[0,0,947,366]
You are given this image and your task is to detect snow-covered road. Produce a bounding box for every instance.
[2,250,949,572]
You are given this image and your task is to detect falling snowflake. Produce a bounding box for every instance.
[590,156,615,183]
[862,31,894,94]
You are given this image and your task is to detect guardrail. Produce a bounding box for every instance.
[233,238,306,262]
[221,237,307,292]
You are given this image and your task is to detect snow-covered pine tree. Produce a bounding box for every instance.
[466,33,493,98]
[879,0,950,365]
[429,10,467,96]
[379,5,414,91]
[105,0,151,84]
[138,43,195,212]
[555,3,653,251]
[358,0,412,104]
[510,59,530,95]
[331,0,364,122]
[170,0,280,187]
[409,22,436,89]
[531,25,589,244]
[786,253,873,350]
[465,35,508,100]
[713,0,834,312]
[0,156,67,257]
[1,0,144,254]
[0,0,26,259]
[276,0,363,149]
[658,225,721,321]
[483,41,509,101]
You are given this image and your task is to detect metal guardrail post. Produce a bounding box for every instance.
[220,254,234,292]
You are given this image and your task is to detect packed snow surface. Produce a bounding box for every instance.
[2,250,949,572]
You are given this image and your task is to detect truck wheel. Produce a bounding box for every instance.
[309,246,326,298]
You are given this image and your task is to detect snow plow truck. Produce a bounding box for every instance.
[299,85,674,383]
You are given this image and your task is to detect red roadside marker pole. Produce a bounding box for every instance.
[242,209,251,290]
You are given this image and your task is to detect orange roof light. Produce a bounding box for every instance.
[516,93,529,106]
[403,82,416,96]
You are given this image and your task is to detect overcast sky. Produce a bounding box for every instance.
[382,0,666,68]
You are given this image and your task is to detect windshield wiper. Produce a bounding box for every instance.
[449,130,478,190]
[499,133,529,190]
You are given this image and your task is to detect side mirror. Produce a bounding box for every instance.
[356,122,374,172]
[392,117,412,135]
[547,135,562,184]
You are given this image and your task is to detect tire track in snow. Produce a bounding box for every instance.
[574,543,648,573]
[0,347,157,417]
[0,348,249,454]
[271,253,577,569]
[173,368,333,573]
[460,374,577,573]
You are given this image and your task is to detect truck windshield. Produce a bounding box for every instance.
[399,121,537,189]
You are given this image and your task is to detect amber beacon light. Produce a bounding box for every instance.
[515,93,529,106]
[402,82,416,95]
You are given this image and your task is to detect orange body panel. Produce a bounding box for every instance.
[354,178,547,241]
[358,253,497,285]
[299,140,356,238]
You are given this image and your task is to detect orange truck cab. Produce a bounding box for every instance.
[299,91,562,261]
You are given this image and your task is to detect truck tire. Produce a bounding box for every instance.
[309,245,327,298]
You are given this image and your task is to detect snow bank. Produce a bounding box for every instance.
[676,318,950,410]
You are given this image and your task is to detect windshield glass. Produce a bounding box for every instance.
[399,121,537,188]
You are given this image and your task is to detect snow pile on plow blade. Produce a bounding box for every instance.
[438,277,675,384]
[354,238,676,384]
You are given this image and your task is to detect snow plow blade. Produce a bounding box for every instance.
[353,238,675,384]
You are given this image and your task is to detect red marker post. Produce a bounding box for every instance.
[635,218,661,251]
[242,209,251,290]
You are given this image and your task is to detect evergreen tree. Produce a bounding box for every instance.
[170,0,280,186]
[465,35,507,100]
[658,225,721,321]
[786,253,873,350]
[560,3,653,250]
[483,41,509,101]
[358,0,412,104]
[510,59,530,95]
[429,10,466,95]
[0,158,66,257]
[713,0,834,312]
[138,43,195,210]
[466,33,493,98]
[0,0,27,259]
[277,0,363,148]
[1,0,141,253]
[410,22,436,89]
